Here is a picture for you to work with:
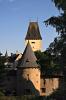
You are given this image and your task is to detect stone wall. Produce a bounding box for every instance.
[40,77,59,96]
[17,68,40,95]
[25,40,42,51]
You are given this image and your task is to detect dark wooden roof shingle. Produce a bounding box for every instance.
[18,42,40,68]
[25,22,42,40]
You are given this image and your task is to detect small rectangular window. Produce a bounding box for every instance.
[26,60,29,62]
[41,88,46,93]
[26,59,29,62]
[32,42,35,43]
[44,79,46,85]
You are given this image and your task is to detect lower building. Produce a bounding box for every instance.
[1,42,60,96]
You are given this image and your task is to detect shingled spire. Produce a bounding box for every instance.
[25,22,42,40]
[25,22,42,51]
[18,41,39,68]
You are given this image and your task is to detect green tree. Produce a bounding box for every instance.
[0,53,6,96]
[44,0,66,97]
[44,0,66,73]
[45,0,66,33]
[35,51,54,74]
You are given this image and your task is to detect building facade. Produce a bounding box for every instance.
[25,22,42,51]
[2,22,60,96]
[16,42,41,95]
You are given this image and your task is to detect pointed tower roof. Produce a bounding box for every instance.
[18,41,40,68]
[5,50,8,58]
[25,22,42,40]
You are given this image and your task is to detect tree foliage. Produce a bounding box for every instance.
[35,50,57,74]
[44,2,66,97]
[44,0,66,34]
[44,0,66,72]
[52,0,66,11]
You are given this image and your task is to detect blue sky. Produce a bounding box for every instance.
[0,0,60,55]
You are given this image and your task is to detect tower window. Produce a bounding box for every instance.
[44,79,46,85]
[32,42,35,43]
[27,74,29,80]
[41,88,46,93]
[26,59,29,62]
[27,74,29,77]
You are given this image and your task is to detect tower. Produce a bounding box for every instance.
[5,50,8,58]
[25,22,42,51]
[4,50,9,66]
[17,42,40,95]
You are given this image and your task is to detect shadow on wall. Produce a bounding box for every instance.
[0,69,40,96]
[0,70,17,96]
[17,73,40,96]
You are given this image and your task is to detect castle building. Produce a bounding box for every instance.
[25,22,42,51]
[1,22,61,96]
[17,41,40,95]
[16,22,59,96]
